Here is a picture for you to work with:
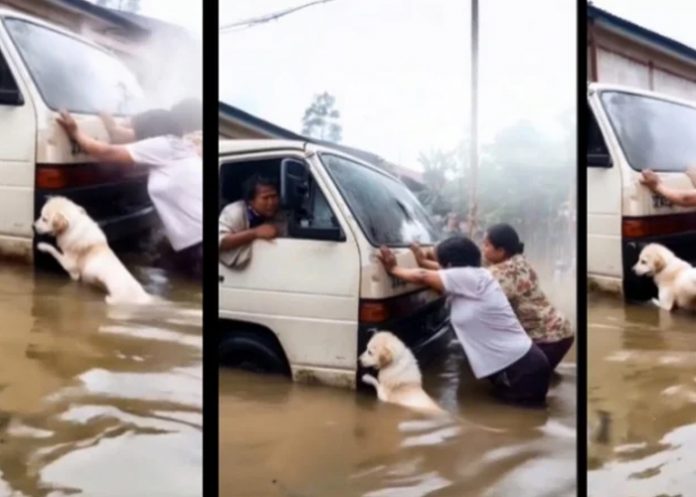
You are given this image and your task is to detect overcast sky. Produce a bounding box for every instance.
[90,0,201,38]
[592,0,696,50]
[220,0,576,171]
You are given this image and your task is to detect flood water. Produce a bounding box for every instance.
[220,276,576,497]
[588,293,696,496]
[0,262,202,497]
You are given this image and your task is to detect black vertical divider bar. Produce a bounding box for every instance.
[202,0,220,495]
[577,1,588,495]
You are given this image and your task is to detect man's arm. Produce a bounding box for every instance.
[653,183,696,207]
[220,229,258,252]
[219,223,279,252]
[57,111,134,164]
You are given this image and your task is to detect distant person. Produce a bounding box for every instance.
[482,224,574,371]
[56,108,202,278]
[381,236,551,406]
[219,175,287,269]
[443,212,461,235]
[640,168,696,207]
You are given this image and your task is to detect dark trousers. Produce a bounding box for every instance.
[537,336,574,371]
[487,343,551,406]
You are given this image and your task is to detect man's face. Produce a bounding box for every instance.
[250,184,280,218]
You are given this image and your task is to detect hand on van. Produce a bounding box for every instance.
[377,245,445,292]
[410,243,440,270]
[640,169,696,207]
[99,112,136,144]
[254,224,279,240]
[639,170,660,189]
[56,110,134,164]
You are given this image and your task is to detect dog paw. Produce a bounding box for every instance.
[36,242,54,253]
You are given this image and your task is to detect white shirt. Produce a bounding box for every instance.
[127,136,202,251]
[440,267,532,379]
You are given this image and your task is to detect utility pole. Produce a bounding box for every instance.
[468,0,479,238]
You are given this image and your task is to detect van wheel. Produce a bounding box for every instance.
[219,330,289,375]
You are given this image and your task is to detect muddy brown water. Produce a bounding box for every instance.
[0,263,202,497]
[220,275,577,497]
[588,293,696,496]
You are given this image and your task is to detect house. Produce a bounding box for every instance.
[0,0,200,107]
[588,4,696,102]
[219,101,426,192]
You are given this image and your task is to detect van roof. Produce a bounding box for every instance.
[589,82,696,108]
[219,139,402,182]
[219,139,307,155]
[0,8,109,52]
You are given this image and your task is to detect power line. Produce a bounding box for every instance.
[220,0,338,33]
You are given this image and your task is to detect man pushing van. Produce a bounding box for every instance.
[219,175,287,268]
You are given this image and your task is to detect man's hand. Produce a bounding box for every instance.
[686,166,696,187]
[254,224,279,240]
[99,112,117,130]
[377,245,397,273]
[56,110,78,138]
[410,242,426,263]
[640,170,660,190]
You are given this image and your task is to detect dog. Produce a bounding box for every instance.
[633,243,696,311]
[359,331,445,414]
[34,196,152,305]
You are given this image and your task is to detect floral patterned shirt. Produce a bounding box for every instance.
[488,255,573,343]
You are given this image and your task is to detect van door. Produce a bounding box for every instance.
[0,35,36,258]
[219,151,360,387]
[587,99,622,285]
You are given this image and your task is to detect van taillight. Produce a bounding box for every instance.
[623,214,696,238]
[359,301,391,323]
[36,167,68,189]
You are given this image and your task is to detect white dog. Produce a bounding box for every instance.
[360,331,445,414]
[34,196,152,305]
[633,243,696,312]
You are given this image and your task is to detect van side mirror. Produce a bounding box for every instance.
[587,152,612,168]
[0,88,23,106]
[280,158,308,209]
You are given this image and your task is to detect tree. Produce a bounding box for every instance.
[302,92,342,142]
[417,149,457,214]
[95,0,141,13]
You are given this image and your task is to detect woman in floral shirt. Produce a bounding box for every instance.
[481,224,574,370]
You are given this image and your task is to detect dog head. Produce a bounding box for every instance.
[633,243,674,277]
[359,331,406,370]
[34,196,86,236]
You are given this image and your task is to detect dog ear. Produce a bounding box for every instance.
[377,346,393,368]
[653,252,666,273]
[51,212,68,234]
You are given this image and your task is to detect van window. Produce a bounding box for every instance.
[601,91,696,172]
[4,18,144,115]
[588,105,608,156]
[219,158,340,238]
[0,50,19,94]
[322,154,439,246]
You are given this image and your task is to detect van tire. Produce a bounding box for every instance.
[219,329,290,376]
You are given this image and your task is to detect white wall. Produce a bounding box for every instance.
[597,48,696,102]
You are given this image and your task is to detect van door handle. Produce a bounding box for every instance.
[219,275,224,283]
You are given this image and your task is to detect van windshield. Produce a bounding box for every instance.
[4,18,145,115]
[601,91,696,172]
[321,153,440,246]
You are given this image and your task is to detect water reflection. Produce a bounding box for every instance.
[0,263,201,497]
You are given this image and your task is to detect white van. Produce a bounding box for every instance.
[0,9,155,264]
[218,139,451,389]
[588,83,696,300]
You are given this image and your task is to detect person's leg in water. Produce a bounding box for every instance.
[487,343,551,407]
[536,336,575,372]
